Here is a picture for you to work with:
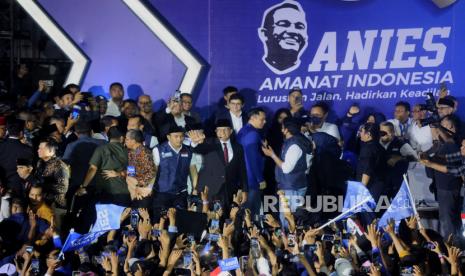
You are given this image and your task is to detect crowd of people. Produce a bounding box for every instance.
[0,71,465,275]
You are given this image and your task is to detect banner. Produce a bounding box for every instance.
[61,230,107,253]
[36,0,465,118]
[91,204,126,233]
[378,180,415,228]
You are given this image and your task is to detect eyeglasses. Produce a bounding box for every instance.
[139,101,151,105]
[379,131,388,137]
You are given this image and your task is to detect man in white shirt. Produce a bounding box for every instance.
[406,104,435,206]
[105,82,124,117]
[408,104,433,152]
[262,118,312,225]
[127,115,158,150]
[388,101,413,138]
[227,93,247,134]
[307,102,340,140]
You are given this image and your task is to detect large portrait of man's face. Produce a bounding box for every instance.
[258,1,308,75]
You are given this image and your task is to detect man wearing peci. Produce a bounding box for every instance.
[188,119,248,208]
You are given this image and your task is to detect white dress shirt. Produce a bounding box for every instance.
[229,111,244,134]
[280,144,312,174]
[105,99,121,117]
[153,142,195,166]
[0,194,11,222]
[165,107,187,127]
[317,122,341,141]
[388,118,413,138]
[407,122,433,152]
[220,139,234,162]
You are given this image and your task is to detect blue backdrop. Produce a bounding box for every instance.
[37,0,465,119]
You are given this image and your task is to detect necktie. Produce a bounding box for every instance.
[223,143,229,164]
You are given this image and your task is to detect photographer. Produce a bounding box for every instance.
[420,115,463,237]
[421,139,465,180]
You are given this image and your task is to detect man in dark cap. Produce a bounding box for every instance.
[438,97,455,119]
[188,119,248,208]
[262,117,311,224]
[152,125,197,217]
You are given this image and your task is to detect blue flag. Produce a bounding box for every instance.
[378,181,415,228]
[61,230,108,253]
[91,204,126,232]
[219,257,240,271]
[340,181,376,220]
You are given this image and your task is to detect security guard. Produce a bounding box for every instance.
[379,121,417,198]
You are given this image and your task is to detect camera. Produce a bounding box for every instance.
[419,86,443,127]
[420,93,441,127]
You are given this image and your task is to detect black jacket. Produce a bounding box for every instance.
[155,110,197,143]
[192,138,248,205]
[0,138,34,195]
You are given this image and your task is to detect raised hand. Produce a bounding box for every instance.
[264,214,280,228]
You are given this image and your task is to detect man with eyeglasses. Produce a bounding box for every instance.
[137,94,159,140]
[216,93,247,135]
[407,104,433,152]
[180,93,201,124]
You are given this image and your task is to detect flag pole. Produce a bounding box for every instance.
[403,174,423,229]
[58,228,74,260]
[317,197,371,231]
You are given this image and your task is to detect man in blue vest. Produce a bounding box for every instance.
[152,125,198,218]
[262,117,312,223]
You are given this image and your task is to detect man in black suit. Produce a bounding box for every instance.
[215,93,248,135]
[156,95,196,143]
[188,119,248,208]
[0,120,34,196]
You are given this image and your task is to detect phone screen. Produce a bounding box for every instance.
[127,166,136,177]
[71,109,80,119]
[130,209,139,229]
[183,251,192,268]
[31,259,40,274]
[210,219,219,231]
